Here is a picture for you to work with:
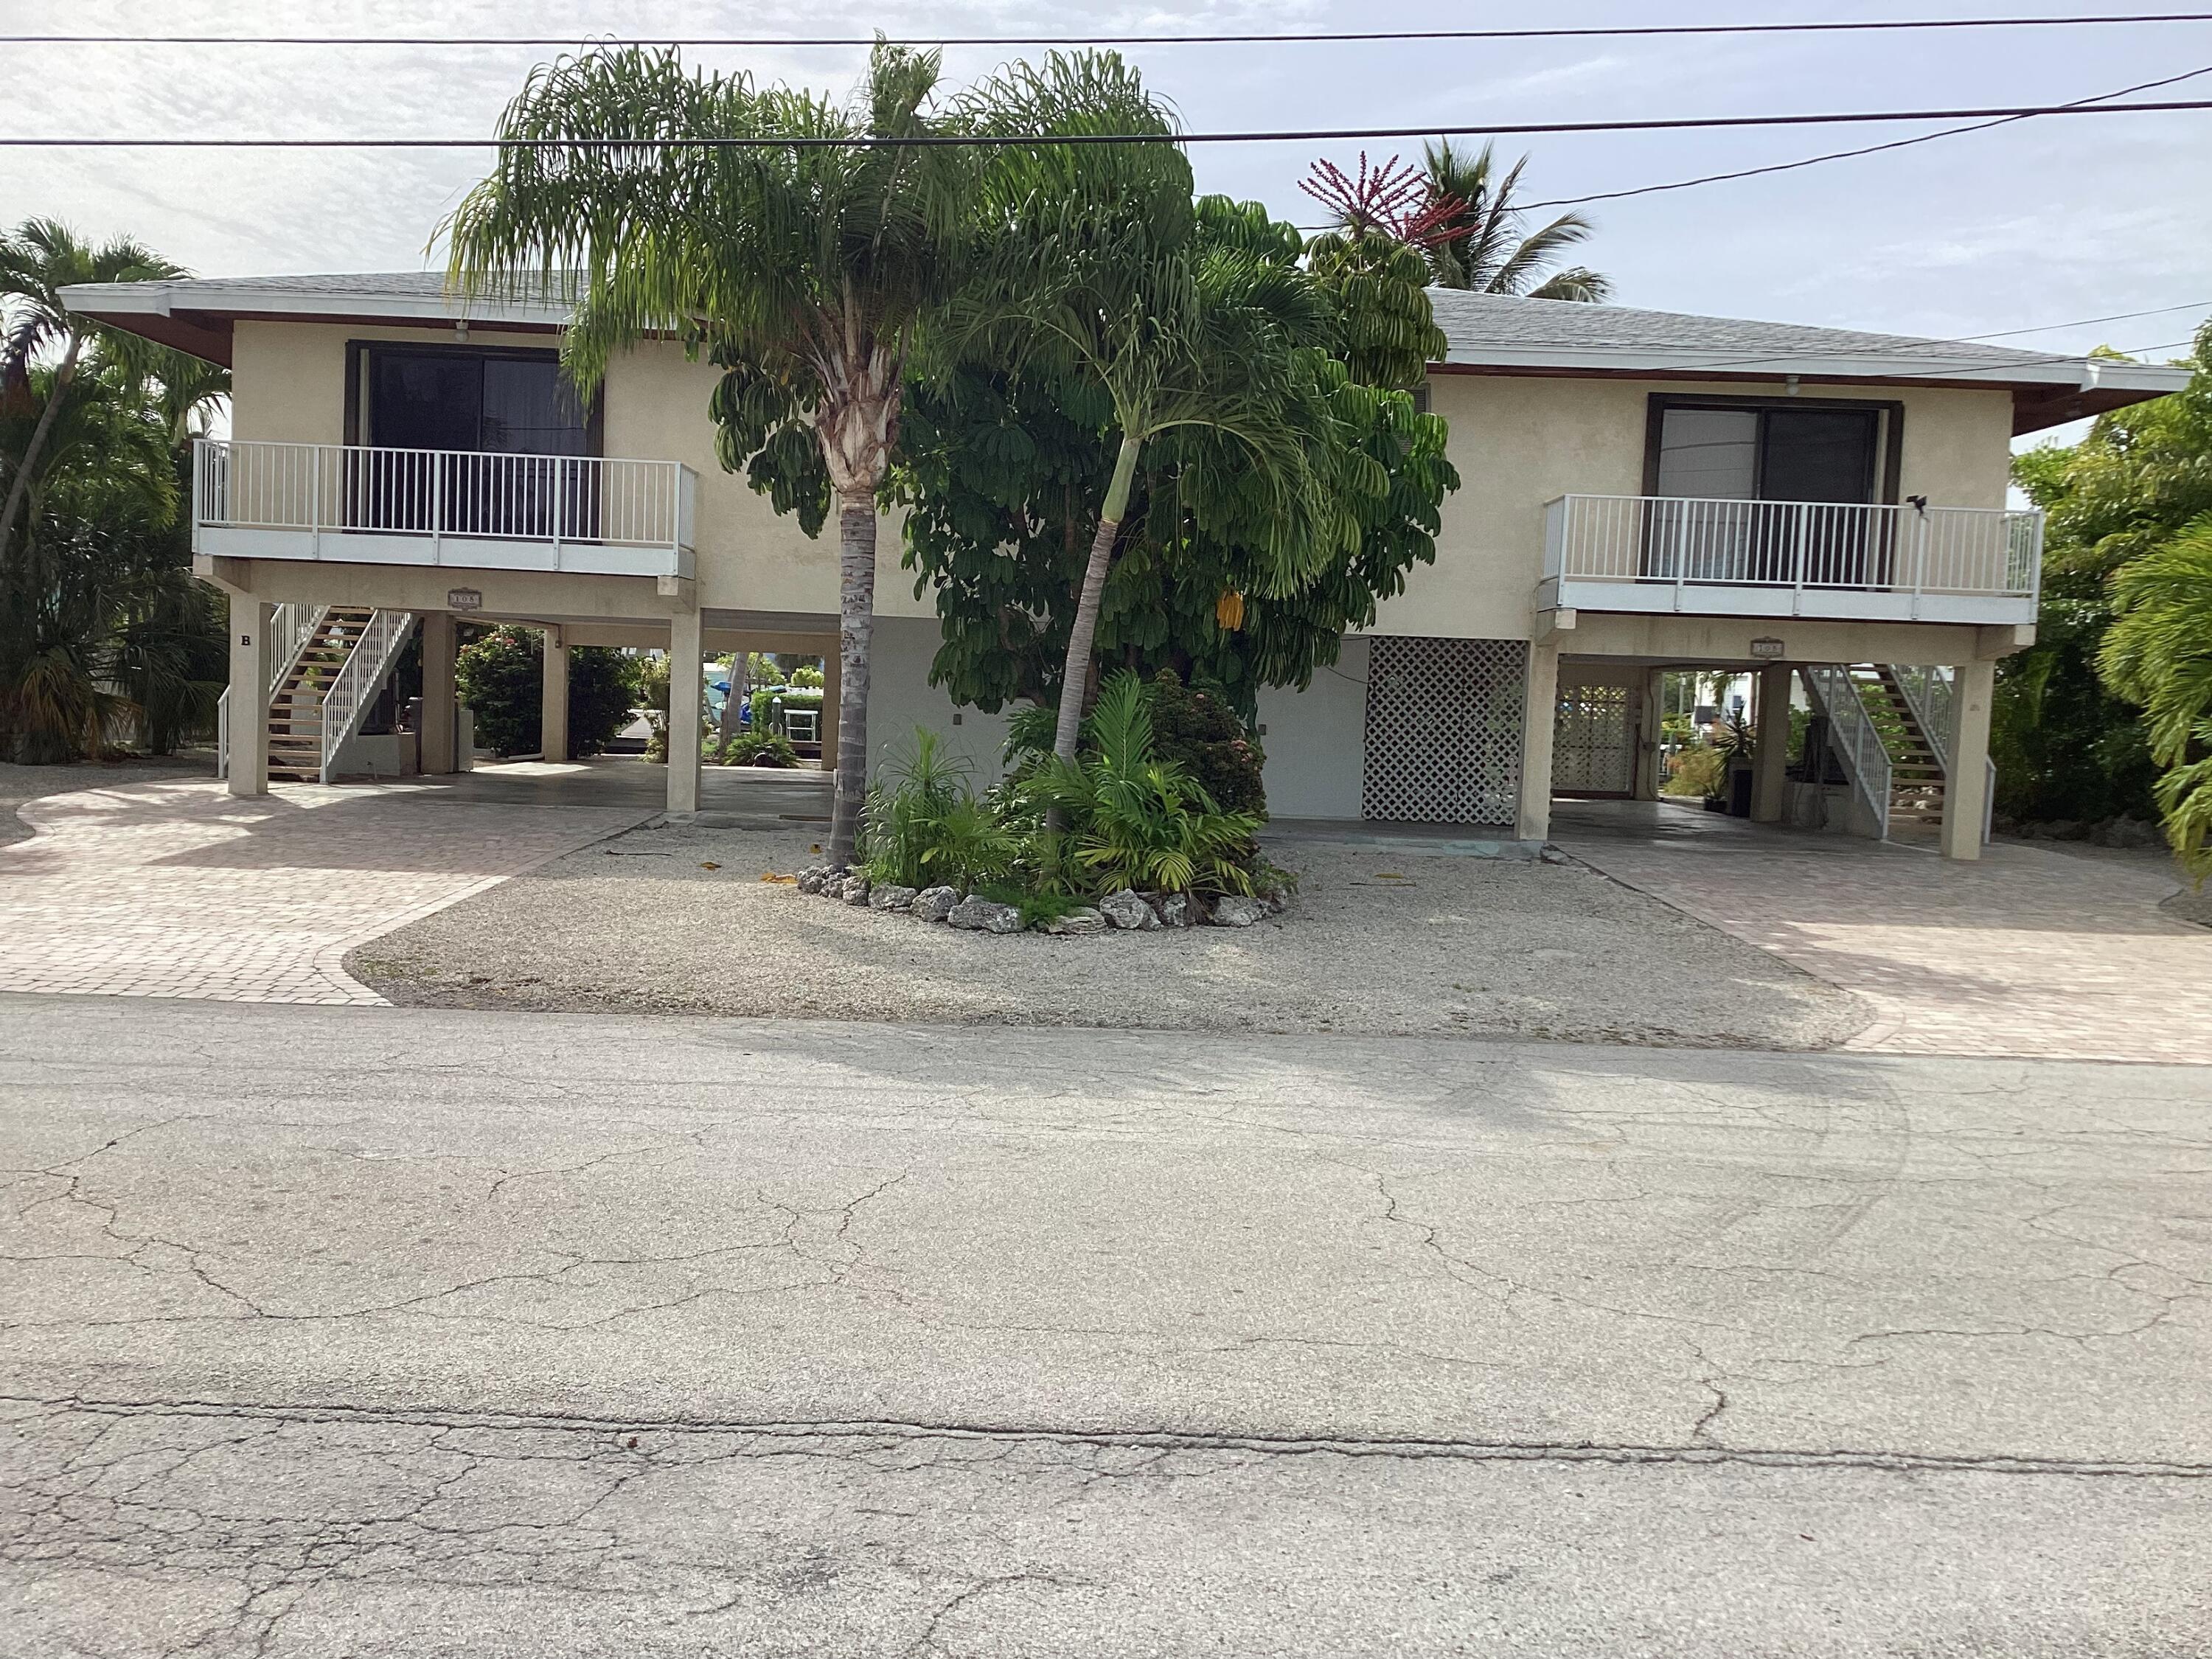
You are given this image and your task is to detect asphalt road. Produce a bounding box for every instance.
[2,996,2207,1657]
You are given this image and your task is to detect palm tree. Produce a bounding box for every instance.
[445,43,973,864]
[2100,515,2212,877]
[0,218,185,561]
[952,55,1343,768]
[1417,139,1611,302]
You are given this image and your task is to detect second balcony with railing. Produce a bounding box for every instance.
[1540,493,2042,625]
[192,438,698,581]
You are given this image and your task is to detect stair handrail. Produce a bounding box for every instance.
[319,610,420,783]
[1801,664,1892,840]
[215,602,326,779]
[1885,664,1955,771]
[1885,663,1994,843]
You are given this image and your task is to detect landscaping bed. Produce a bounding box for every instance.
[350,817,1873,1048]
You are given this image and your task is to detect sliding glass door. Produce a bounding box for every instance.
[1644,403,1884,588]
[353,349,596,541]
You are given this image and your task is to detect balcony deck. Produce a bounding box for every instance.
[1540,493,2042,626]
[192,439,698,581]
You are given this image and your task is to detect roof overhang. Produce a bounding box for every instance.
[58,279,572,368]
[66,274,2194,437]
[1427,345,2191,434]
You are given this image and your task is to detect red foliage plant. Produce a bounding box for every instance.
[1297,152,1463,248]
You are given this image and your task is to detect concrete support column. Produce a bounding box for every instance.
[1750,663,1793,824]
[821,646,840,773]
[419,611,458,775]
[1516,641,1560,844]
[667,608,703,815]
[540,626,569,762]
[226,592,271,799]
[1940,659,1996,862]
[1635,667,1665,801]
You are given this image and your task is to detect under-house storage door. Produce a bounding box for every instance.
[1551,681,1636,797]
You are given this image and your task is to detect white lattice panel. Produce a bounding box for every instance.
[1552,682,1635,795]
[1362,637,1527,824]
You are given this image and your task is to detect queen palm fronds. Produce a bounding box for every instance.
[445,42,976,863]
[1,218,186,561]
[2099,515,2212,877]
[1418,139,1611,302]
[2100,515,2212,765]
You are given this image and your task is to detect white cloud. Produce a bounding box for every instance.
[7,0,2207,353]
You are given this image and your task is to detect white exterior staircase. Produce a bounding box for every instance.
[1799,662,1992,843]
[218,605,418,784]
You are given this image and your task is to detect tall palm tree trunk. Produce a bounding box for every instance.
[0,332,84,561]
[828,492,876,865]
[1051,434,1144,764]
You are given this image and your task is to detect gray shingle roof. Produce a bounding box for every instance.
[63,270,2186,397]
[1425,288,2081,376]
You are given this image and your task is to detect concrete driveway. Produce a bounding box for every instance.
[4,1000,2206,1656]
[1554,800,2212,1065]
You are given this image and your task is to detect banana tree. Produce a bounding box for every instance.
[446,44,973,863]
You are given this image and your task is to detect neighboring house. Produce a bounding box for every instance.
[63,274,2188,859]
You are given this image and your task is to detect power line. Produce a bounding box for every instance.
[1956,304,2211,341]
[10,95,2212,150]
[11,11,2212,47]
[1290,62,2212,228]
[1517,61,2212,210]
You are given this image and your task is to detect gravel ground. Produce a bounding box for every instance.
[352,818,1873,1048]
[0,757,213,845]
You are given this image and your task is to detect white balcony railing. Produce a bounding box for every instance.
[1541,494,2042,625]
[193,439,698,580]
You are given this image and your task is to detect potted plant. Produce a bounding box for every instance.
[1715,709,1756,816]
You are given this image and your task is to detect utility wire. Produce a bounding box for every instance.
[1290,61,2208,226]
[12,11,2212,47]
[10,95,2212,148]
[1517,60,2212,209]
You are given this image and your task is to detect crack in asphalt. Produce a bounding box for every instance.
[7,1395,2206,1480]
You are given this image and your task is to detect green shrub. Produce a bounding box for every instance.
[1149,670,1267,818]
[748,684,824,736]
[566,647,639,758]
[1023,672,1263,896]
[453,625,640,758]
[720,731,800,768]
[1666,746,1725,799]
[863,729,1018,889]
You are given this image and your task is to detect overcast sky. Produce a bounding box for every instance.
[9,0,2209,377]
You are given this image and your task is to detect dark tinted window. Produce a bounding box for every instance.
[366,351,589,456]
[1759,408,1877,504]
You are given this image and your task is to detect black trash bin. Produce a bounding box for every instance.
[1728,764,1755,817]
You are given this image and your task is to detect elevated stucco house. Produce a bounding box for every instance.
[63,272,2188,859]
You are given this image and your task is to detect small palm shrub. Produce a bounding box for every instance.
[1023,672,1263,895]
[863,729,1019,890]
[720,731,800,768]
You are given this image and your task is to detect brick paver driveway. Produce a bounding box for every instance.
[0,776,647,1004]
[1554,801,2212,1064]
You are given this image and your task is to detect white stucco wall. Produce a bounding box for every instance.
[1379,372,2019,644]
[1253,639,1370,820]
[861,616,1015,782]
[229,317,2022,655]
